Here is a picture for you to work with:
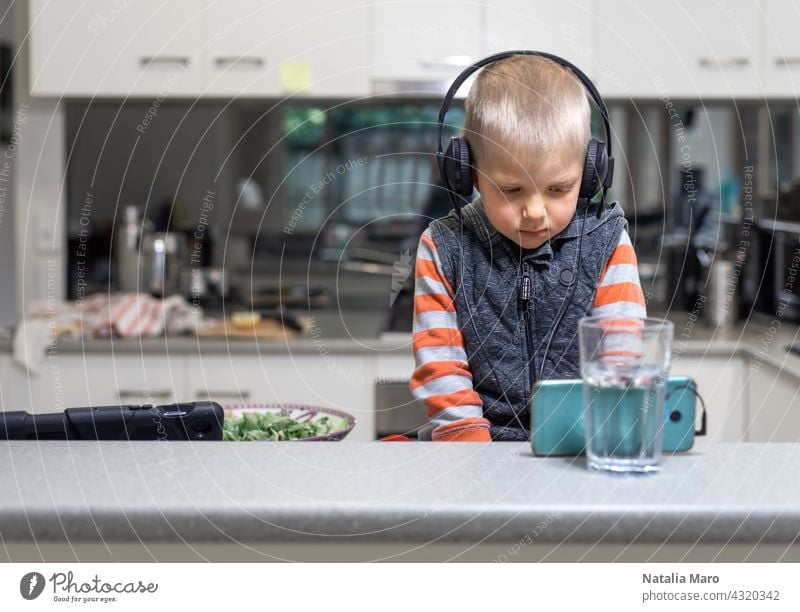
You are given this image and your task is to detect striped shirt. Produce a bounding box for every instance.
[410,227,647,436]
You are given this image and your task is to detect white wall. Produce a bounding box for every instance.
[11,0,66,318]
[0,0,14,325]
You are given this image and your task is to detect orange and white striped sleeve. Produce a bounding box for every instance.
[591,229,647,318]
[410,227,491,442]
[589,230,647,357]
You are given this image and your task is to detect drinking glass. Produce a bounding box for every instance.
[578,316,674,473]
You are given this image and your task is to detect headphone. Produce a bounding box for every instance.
[436,50,615,211]
[432,51,616,437]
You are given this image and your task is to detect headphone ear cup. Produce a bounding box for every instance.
[579,138,608,201]
[443,137,474,197]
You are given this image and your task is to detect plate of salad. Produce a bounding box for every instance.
[222,403,356,441]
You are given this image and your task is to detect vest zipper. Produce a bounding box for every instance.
[520,261,535,394]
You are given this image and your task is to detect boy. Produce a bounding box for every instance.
[410,54,647,442]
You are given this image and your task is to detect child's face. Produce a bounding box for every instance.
[474,150,583,250]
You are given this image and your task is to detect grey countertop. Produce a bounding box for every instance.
[19,333,410,355]
[1,441,798,545]
[0,309,402,354]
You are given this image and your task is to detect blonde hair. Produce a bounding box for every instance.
[463,55,591,171]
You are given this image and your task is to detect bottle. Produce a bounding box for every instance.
[115,205,143,292]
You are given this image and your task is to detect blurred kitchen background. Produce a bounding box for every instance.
[2,0,800,441]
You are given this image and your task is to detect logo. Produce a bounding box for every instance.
[20,572,45,600]
[390,249,414,306]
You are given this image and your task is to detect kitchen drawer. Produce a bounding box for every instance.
[185,354,375,440]
[0,354,184,412]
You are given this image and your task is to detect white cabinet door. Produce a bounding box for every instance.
[671,354,749,443]
[0,354,31,412]
[1,354,183,413]
[0,359,45,413]
[371,0,481,88]
[761,0,800,97]
[185,353,375,440]
[204,0,369,97]
[184,354,262,405]
[745,361,800,442]
[483,1,595,78]
[594,0,760,98]
[30,0,208,97]
[375,353,415,380]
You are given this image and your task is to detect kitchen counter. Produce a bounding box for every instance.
[0,308,403,354]
[0,311,798,359]
[2,441,799,562]
[4,333,410,355]
[2,313,799,386]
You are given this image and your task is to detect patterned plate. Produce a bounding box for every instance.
[223,403,356,441]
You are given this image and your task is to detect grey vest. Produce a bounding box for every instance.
[428,196,627,441]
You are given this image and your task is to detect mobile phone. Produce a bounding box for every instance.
[531,376,704,456]
[0,401,224,441]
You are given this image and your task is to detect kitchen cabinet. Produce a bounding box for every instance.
[761,0,800,97]
[69,354,184,407]
[204,0,369,97]
[375,352,415,380]
[0,348,375,441]
[483,1,595,77]
[1,354,183,411]
[745,360,800,442]
[29,0,208,97]
[184,353,375,440]
[593,0,761,98]
[2,337,799,443]
[27,0,800,100]
[671,354,749,443]
[370,0,482,90]
[29,0,369,99]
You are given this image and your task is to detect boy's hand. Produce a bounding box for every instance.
[431,417,492,442]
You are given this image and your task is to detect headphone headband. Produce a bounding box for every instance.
[436,50,613,187]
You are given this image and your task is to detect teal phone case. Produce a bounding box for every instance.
[531,376,701,456]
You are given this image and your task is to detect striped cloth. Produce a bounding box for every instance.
[82,292,200,338]
[410,227,647,440]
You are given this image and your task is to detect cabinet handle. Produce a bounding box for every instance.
[196,390,252,400]
[419,55,473,71]
[774,57,800,67]
[697,57,750,69]
[118,389,172,400]
[214,56,265,69]
[140,56,191,68]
